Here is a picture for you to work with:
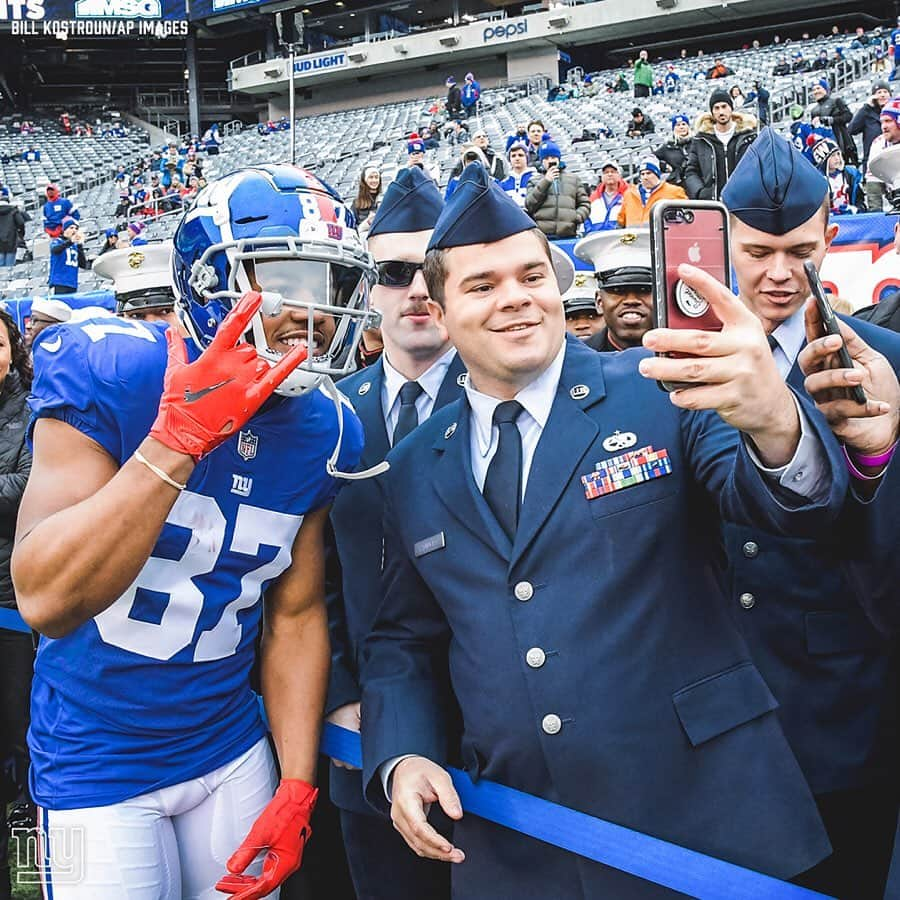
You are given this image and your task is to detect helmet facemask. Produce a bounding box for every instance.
[182,228,381,397]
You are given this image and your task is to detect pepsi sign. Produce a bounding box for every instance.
[482,19,526,43]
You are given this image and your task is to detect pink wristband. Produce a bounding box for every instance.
[848,441,898,468]
[842,443,896,482]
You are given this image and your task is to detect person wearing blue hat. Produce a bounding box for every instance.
[446,76,462,120]
[524,141,590,238]
[407,135,439,183]
[325,164,460,900]
[808,79,857,166]
[810,136,865,214]
[792,49,811,73]
[48,216,86,295]
[360,161,849,899]
[97,226,120,257]
[722,125,900,899]
[618,156,687,226]
[653,114,693,188]
[460,71,480,118]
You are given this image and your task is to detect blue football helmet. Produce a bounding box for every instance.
[172,164,379,396]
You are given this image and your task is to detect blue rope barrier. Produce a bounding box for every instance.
[0,603,835,900]
[321,723,834,900]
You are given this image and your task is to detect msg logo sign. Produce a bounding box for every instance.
[75,0,161,17]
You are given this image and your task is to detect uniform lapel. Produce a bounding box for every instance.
[510,339,606,569]
[431,397,512,560]
[349,359,391,464]
[786,346,807,393]
[435,352,467,409]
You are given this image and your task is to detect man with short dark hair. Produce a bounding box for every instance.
[685,89,757,200]
[626,107,655,137]
[326,166,460,900]
[360,161,847,899]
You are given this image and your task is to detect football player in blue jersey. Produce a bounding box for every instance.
[11,164,380,900]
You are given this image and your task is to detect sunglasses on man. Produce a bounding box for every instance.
[376,260,425,288]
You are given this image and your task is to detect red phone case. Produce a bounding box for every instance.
[660,207,728,335]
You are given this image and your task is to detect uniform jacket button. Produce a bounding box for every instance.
[742,541,759,559]
[542,714,562,735]
[514,581,534,602]
[739,592,756,609]
[526,647,546,668]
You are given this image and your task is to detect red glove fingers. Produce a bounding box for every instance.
[148,292,309,460]
[215,779,318,900]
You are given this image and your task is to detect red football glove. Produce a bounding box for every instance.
[149,291,308,461]
[215,779,318,900]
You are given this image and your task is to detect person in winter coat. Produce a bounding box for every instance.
[849,80,891,171]
[0,189,25,268]
[654,114,693,187]
[706,58,734,79]
[448,129,506,181]
[633,50,653,98]
[445,76,462,119]
[584,160,626,232]
[0,307,33,900]
[41,184,79,238]
[461,72,480,118]
[626,107,655,137]
[617,157,687,226]
[684,90,757,200]
[524,142,590,239]
[808,79,857,166]
[745,81,771,126]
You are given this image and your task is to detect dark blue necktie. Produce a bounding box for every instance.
[483,400,524,541]
[767,334,779,353]
[392,380,423,445]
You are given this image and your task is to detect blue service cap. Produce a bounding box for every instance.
[427,162,534,251]
[367,166,444,238]
[722,127,828,235]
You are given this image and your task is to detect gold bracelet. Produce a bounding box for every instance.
[134,449,187,491]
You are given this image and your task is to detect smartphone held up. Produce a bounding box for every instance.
[803,259,867,406]
[650,200,731,392]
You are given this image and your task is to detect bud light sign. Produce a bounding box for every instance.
[293,50,348,76]
[482,19,527,42]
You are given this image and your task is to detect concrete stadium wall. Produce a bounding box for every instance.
[268,57,510,120]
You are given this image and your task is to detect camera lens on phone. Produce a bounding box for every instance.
[683,211,694,224]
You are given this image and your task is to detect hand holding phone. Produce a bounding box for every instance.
[650,200,730,391]
[803,260,866,405]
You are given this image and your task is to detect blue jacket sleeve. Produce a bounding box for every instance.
[360,480,451,814]
[682,389,847,536]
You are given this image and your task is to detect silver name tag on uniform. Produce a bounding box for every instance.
[414,532,446,557]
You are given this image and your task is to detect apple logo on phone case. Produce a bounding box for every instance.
[687,242,702,263]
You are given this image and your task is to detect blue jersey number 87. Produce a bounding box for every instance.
[94,491,302,662]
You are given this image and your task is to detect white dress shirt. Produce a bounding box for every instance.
[381,347,457,444]
[465,340,566,497]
